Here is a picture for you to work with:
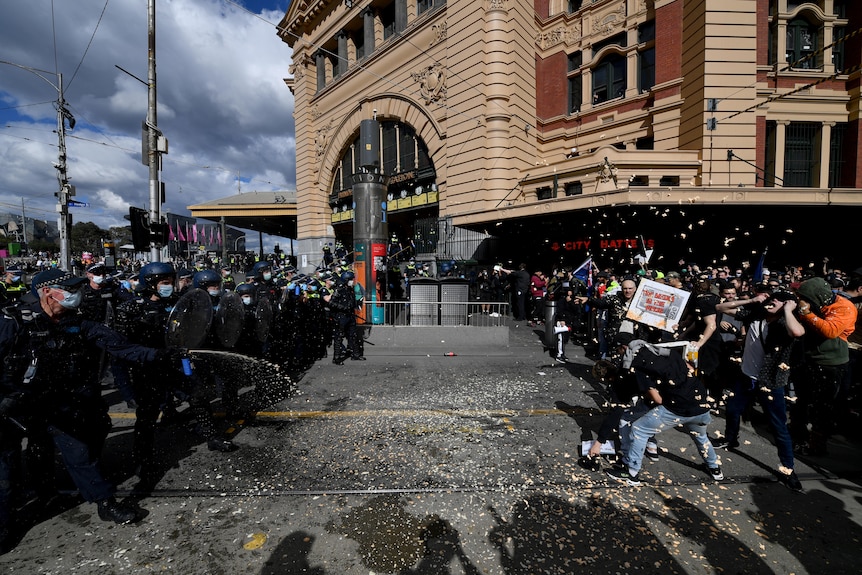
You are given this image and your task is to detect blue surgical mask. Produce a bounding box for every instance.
[11,275,21,282]
[263,272,272,282]
[241,296,253,306]
[52,289,82,309]
[92,275,105,285]
[207,288,222,298]
[121,280,131,290]
[157,285,175,298]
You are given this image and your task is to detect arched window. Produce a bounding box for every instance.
[786,17,819,69]
[592,53,626,104]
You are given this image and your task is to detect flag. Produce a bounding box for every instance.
[178,223,186,242]
[217,228,222,246]
[168,223,175,242]
[573,257,593,289]
[192,224,198,243]
[753,247,768,282]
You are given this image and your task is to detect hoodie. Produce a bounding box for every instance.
[796,277,857,365]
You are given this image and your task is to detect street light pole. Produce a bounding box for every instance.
[0,60,74,270]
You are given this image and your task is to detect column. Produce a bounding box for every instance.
[775,120,787,186]
[820,122,833,188]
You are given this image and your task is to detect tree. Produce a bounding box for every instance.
[71,221,109,255]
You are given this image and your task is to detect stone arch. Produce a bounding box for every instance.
[317,93,446,192]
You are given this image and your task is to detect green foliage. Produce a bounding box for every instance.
[71,221,109,254]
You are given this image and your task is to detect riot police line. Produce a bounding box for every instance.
[0,259,363,551]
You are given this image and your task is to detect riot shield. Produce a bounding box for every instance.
[166,288,213,349]
[254,297,273,343]
[214,291,245,349]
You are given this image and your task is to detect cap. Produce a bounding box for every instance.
[86,262,106,274]
[177,268,194,279]
[32,269,87,290]
[666,271,681,279]
[5,265,21,274]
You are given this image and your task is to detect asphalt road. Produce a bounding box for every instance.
[1,322,860,574]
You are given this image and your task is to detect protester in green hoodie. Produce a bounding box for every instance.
[791,277,857,455]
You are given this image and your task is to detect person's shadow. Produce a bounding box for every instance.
[260,530,325,575]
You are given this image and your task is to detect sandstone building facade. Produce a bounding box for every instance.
[278,0,860,271]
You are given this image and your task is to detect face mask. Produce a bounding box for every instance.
[263,272,272,282]
[92,275,105,285]
[52,289,82,309]
[348,280,355,287]
[207,288,222,298]
[241,296,253,306]
[157,285,175,298]
[131,281,139,291]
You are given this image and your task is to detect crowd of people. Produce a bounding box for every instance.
[495,259,860,492]
[0,253,369,552]
[0,248,858,552]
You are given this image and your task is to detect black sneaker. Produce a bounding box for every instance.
[708,466,724,481]
[780,470,803,492]
[606,464,641,486]
[350,356,366,361]
[577,455,601,472]
[645,442,660,461]
[714,439,740,450]
[554,355,568,364]
[97,498,138,525]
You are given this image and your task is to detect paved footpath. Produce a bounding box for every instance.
[1,321,860,574]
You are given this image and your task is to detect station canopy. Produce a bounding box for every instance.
[187,190,297,238]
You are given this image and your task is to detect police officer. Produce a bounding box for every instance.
[115,262,188,479]
[176,268,194,297]
[0,266,27,305]
[234,282,265,358]
[249,261,279,307]
[329,271,364,364]
[0,270,176,540]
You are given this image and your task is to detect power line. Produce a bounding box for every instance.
[66,0,112,92]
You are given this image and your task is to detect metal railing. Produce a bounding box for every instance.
[358,300,511,327]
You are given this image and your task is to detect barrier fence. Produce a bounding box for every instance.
[358,300,511,327]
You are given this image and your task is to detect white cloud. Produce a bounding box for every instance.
[0,0,294,240]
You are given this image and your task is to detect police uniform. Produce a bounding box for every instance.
[0,270,166,533]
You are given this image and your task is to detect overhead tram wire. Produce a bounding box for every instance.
[714,24,862,124]
[65,0,111,92]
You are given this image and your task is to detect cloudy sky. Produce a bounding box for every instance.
[0,0,294,251]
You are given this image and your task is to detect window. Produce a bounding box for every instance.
[784,122,818,187]
[764,121,777,187]
[834,0,847,18]
[568,51,582,73]
[638,20,655,44]
[659,176,680,187]
[418,0,433,14]
[382,122,398,175]
[833,26,845,73]
[636,136,654,150]
[564,182,583,196]
[536,187,554,200]
[568,76,582,114]
[786,18,819,69]
[568,0,583,12]
[639,48,655,93]
[829,122,848,188]
[381,3,396,40]
[352,28,365,61]
[629,175,649,187]
[592,54,626,104]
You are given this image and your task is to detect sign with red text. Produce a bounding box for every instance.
[626,279,689,332]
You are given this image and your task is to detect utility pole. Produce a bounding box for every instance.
[20,198,27,249]
[0,60,75,269]
[146,0,163,262]
[56,73,74,271]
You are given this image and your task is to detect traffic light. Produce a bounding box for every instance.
[125,206,169,250]
[274,243,281,254]
[126,207,150,251]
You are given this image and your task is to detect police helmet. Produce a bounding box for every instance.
[193,269,222,290]
[251,261,272,279]
[340,271,355,284]
[140,262,176,290]
[235,282,256,297]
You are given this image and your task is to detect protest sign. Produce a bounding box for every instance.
[626,279,690,332]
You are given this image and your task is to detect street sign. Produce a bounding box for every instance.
[67,200,89,207]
